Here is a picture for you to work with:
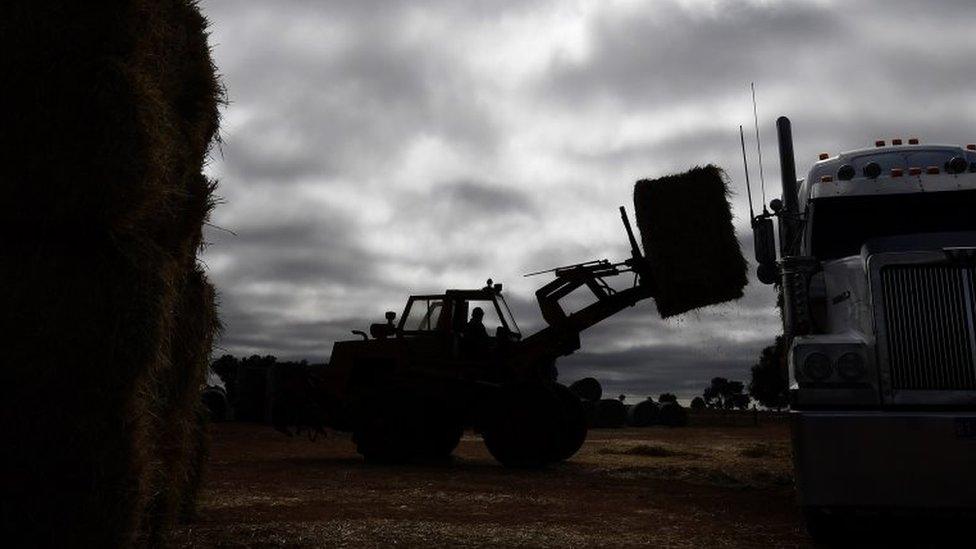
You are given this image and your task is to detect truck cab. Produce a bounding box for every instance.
[756,120,976,539]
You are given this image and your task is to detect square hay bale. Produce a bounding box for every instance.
[143,266,219,542]
[633,165,748,318]
[0,0,221,545]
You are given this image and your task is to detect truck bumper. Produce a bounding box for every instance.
[792,410,976,509]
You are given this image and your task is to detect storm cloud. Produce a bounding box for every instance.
[199,0,975,399]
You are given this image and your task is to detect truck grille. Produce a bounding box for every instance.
[879,264,976,390]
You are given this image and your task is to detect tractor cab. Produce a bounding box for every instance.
[369,280,521,344]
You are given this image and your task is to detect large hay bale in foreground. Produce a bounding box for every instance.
[633,165,748,318]
[0,1,221,545]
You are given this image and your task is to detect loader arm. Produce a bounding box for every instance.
[517,206,656,366]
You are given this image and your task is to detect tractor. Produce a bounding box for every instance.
[276,208,653,467]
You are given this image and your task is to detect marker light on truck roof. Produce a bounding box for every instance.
[926,166,940,175]
[891,168,904,177]
[908,138,919,144]
[909,167,922,176]
[892,138,903,146]
[818,152,829,160]
[968,144,976,151]
[820,175,833,183]
[875,140,885,147]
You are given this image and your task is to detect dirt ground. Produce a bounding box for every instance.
[170,421,810,548]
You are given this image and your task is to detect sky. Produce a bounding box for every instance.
[198,0,976,400]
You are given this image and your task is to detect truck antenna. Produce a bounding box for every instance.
[739,125,756,223]
[751,82,768,213]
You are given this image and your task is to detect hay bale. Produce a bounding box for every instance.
[659,402,689,427]
[633,165,748,318]
[143,267,219,542]
[202,386,230,422]
[591,399,627,428]
[0,1,221,545]
[568,377,602,402]
[627,399,660,427]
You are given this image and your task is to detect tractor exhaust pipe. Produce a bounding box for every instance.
[776,116,798,255]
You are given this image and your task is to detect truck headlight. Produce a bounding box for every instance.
[803,353,832,381]
[836,352,866,380]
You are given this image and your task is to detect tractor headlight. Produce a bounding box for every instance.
[836,352,866,380]
[803,353,832,381]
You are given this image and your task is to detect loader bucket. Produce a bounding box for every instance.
[633,165,748,318]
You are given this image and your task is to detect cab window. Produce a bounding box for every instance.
[402,299,446,331]
[464,299,506,337]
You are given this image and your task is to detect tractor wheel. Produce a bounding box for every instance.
[415,399,463,460]
[482,383,561,469]
[353,413,413,464]
[352,396,417,464]
[550,383,587,462]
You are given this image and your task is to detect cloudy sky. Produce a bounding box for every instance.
[198,0,975,399]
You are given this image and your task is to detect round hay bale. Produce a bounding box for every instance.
[659,402,689,427]
[202,387,228,422]
[627,399,660,427]
[568,377,602,402]
[592,399,627,428]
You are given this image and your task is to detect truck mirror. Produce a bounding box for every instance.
[385,311,396,323]
[769,198,783,213]
[753,217,777,284]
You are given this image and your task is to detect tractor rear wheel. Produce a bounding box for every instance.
[482,383,561,469]
[353,409,415,464]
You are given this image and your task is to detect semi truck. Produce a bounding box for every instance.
[752,117,976,539]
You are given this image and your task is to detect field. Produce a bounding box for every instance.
[170,418,811,547]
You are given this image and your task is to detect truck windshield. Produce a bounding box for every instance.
[809,189,976,260]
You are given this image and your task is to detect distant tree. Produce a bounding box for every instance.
[690,396,706,411]
[749,336,789,410]
[702,377,751,410]
[658,393,677,404]
[618,394,626,402]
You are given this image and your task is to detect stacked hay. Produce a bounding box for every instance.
[0,1,221,546]
[633,165,748,318]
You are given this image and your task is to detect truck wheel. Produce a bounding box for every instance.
[550,383,587,462]
[482,383,560,469]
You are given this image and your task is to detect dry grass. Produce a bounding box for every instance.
[598,444,694,458]
[169,424,806,547]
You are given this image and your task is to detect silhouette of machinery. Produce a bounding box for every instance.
[285,208,656,467]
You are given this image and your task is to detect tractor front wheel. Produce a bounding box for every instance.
[550,383,587,462]
[482,383,561,469]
